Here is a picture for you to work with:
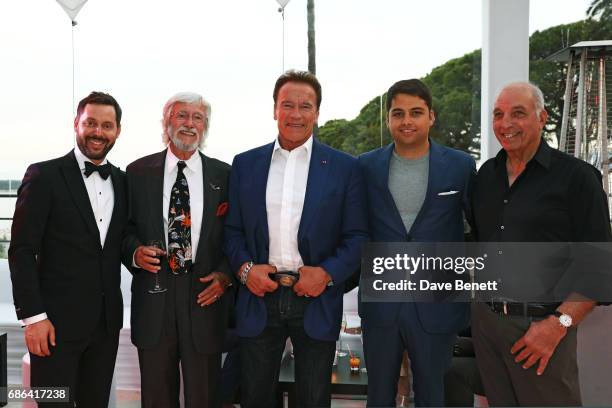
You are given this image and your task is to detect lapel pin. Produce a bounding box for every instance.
[209,182,222,191]
[321,160,327,165]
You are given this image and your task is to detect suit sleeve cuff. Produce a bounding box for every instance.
[132,250,138,268]
[21,313,48,327]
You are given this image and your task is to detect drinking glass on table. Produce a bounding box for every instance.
[349,353,361,373]
[147,240,167,294]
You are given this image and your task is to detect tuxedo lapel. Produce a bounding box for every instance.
[105,164,126,248]
[377,144,408,237]
[147,151,167,243]
[298,140,330,240]
[60,151,101,246]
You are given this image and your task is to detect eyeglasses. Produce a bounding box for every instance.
[173,111,206,124]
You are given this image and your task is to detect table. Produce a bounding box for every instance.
[277,350,368,408]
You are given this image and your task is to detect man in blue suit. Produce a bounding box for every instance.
[359,79,475,407]
[224,70,368,408]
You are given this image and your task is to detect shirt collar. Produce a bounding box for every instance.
[74,147,108,171]
[494,137,551,170]
[273,135,314,155]
[165,147,201,174]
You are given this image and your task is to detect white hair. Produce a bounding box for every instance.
[161,92,212,148]
[498,82,546,115]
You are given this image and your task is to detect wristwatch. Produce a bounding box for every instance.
[553,311,573,328]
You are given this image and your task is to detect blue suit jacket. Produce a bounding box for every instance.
[358,140,475,334]
[224,138,369,341]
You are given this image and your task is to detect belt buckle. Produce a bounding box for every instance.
[275,272,299,287]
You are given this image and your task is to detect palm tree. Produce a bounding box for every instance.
[307,0,318,136]
[307,0,316,75]
[587,0,612,21]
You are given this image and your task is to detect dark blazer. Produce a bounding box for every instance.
[9,150,126,341]
[358,140,475,334]
[122,150,231,354]
[224,138,369,342]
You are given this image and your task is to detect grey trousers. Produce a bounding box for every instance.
[471,302,581,407]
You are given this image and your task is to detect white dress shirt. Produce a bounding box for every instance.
[163,148,204,262]
[22,148,115,326]
[266,136,313,271]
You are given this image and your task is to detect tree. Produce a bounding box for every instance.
[318,17,612,158]
[587,0,612,21]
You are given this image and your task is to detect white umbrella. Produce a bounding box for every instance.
[55,0,89,117]
[276,0,291,72]
[56,0,88,24]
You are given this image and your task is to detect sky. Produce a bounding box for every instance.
[0,0,591,179]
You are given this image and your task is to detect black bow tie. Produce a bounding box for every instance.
[84,161,111,180]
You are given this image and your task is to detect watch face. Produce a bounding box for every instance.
[559,314,572,327]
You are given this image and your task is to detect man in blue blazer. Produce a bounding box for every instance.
[359,79,475,407]
[224,70,368,408]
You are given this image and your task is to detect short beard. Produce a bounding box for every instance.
[76,136,115,161]
[167,125,200,152]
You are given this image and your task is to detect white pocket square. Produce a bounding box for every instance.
[438,190,459,196]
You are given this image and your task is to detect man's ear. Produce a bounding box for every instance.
[538,108,548,128]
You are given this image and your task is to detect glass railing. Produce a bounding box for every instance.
[0,192,17,259]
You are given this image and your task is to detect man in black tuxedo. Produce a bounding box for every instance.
[9,91,127,407]
[122,92,232,408]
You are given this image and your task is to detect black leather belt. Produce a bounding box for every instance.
[270,271,300,287]
[486,301,561,317]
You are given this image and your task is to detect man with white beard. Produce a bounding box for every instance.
[123,92,232,407]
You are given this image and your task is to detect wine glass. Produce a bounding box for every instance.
[336,313,348,357]
[147,240,167,294]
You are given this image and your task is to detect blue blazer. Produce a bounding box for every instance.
[358,140,475,334]
[224,138,369,341]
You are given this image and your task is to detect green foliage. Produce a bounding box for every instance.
[587,0,612,21]
[423,50,481,157]
[530,19,612,144]
[318,17,612,157]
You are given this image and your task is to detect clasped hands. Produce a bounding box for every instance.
[134,244,230,307]
[242,263,332,298]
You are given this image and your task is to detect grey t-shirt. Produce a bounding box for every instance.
[388,150,429,233]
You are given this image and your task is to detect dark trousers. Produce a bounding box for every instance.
[30,309,119,408]
[240,286,336,408]
[471,302,581,406]
[362,303,456,407]
[138,273,221,408]
[220,330,241,403]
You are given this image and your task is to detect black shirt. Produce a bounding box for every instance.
[471,139,612,302]
[472,139,611,243]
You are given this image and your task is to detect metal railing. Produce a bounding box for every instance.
[0,194,16,249]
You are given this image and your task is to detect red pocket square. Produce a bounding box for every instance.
[216,202,228,217]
